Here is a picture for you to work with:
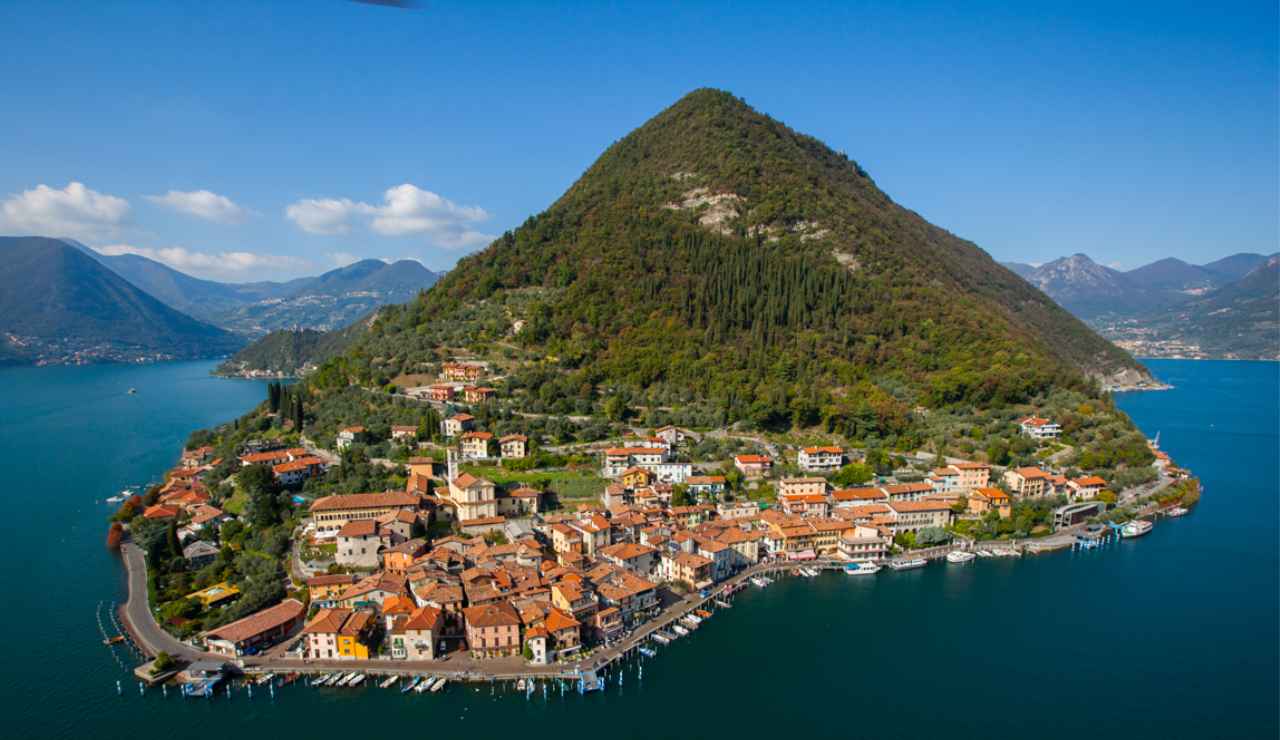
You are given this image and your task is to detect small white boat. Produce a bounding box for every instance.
[430,678,446,693]
[844,562,881,576]
[348,674,365,688]
[255,672,275,685]
[414,677,435,694]
[651,633,671,645]
[671,624,690,637]
[1122,519,1154,538]
[684,614,703,625]
[379,675,398,689]
[105,495,127,504]
[888,558,927,571]
[990,547,1021,557]
[975,549,994,558]
[1166,506,1189,517]
[946,550,976,564]
[127,388,137,395]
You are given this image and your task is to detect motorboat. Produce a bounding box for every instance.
[888,558,927,571]
[1122,519,1154,538]
[946,550,976,564]
[843,562,881,576]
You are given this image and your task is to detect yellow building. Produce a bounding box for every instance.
[303,607,377,661]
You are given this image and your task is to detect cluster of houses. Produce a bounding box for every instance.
[171,404,1128,667]
[240,445,330,486]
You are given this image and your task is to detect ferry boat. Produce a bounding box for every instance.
[945,550,976,564]
[1122,519,1154,538]
[843,562,881,576]
[1166,506,1189,517]
[888,558,927,571]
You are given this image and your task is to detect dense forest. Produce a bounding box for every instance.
[299,88,1142,435]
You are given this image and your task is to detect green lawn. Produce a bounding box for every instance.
[461,465,608,500]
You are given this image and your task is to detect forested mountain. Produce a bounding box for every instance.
[0,237,244,365]
[77,245,440,337]
[216,322,366,377]
[304,89,1146,429]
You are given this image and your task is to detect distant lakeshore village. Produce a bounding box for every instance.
[107,360,1198,695]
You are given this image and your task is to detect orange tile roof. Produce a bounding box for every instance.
[310,491,419,512]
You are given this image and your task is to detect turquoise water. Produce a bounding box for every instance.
[0,359,1275,739]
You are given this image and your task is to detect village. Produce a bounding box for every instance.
[109,359,1200,697]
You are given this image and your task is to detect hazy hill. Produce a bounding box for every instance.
[207,258,440,336]
[0,236,244,365]
[304,89,1145,425]
[1005,251,1277,357]
[77,244,440,337]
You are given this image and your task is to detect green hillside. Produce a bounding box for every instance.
[308,90,1145,430]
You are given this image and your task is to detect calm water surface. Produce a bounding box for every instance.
[0,358,1275,739]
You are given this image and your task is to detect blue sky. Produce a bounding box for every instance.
[0,0,1275,281]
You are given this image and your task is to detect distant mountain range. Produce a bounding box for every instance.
[0,236,244,365]
[1004,253,1278,359]
[73,242,440,337]
[0,236,441,366]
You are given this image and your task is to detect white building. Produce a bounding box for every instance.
[797,446,843,473]
[1018,416,1062,440]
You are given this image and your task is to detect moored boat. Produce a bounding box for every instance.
[946,550,976,564]
[1122,519,1154,538]
[379,675,398,689]
[888,558,927,571]
[843,562,881,576]
[430,678,447,693]
[348,674,365,688]
[400,676,421,693]
[1166,506,1189,517]
[671,624,689,637]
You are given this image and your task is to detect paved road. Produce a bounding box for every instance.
[120,542,217,662]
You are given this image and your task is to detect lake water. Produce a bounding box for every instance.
[0,358,1275,739]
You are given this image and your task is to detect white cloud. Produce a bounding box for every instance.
[285,183,494,249]
[98,244,311,281]
[285,197,366,235]
[145,189,246,224]
[1,181,129,240]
